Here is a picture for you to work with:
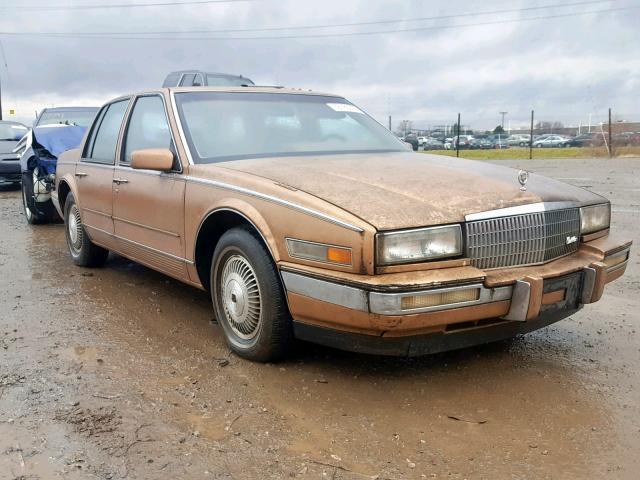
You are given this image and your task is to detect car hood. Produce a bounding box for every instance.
[0,140,20,155]
[216,152,605,230]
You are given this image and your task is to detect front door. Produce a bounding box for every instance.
[112,94,187,280]
[75,99,130,246]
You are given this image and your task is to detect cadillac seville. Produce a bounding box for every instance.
[52,87,631,361]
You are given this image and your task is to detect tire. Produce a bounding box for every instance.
[211,226,292,362]
[63,192,109,267]
[21,172,57,224]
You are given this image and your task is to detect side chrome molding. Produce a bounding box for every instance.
[184,176,364,233]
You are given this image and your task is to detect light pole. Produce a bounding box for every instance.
[499,111,508,129]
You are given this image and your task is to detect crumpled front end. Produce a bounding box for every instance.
[20,125,87,202]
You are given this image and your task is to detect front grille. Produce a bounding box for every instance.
[466,208,581,269]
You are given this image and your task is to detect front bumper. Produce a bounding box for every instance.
[281,236,631,355]
[0,158,21,183]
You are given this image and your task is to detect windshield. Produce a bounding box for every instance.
[174,92,405,163]
[36,109,98,127]
[206,74,254,86]
[0,123,28,141]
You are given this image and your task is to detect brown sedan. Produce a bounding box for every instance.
[52,87,631,361]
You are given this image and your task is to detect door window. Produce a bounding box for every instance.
[86,100,129,164]
[122,95,174,166]
[179,74,195,86]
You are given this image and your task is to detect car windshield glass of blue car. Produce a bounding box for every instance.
[0,123,27,141]
[174,92,405,163]
[37,110,97,128]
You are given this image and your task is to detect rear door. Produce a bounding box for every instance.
[111,94,187,280]
[75,98,130,245]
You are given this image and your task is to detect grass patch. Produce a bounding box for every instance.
[421,146,640,160]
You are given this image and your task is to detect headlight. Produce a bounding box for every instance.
[376,225,463,265]
[580,203,610,235]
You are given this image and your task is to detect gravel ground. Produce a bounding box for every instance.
[0,157,638,479]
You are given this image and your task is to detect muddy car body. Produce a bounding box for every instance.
[52,87,631,361]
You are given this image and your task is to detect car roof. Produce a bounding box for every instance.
[168,70,250,78]
[115,86,342,99]
[0,120,27,126]
[40,106,100,112]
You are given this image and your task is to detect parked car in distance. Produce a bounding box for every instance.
[162,70,254,87]
[53,87,631,362]
[403,134,419,151]
[452,135,473,149]
[489,134,510,149]
[17,106,98,223]
[567,133,600,147]
[507,134,531,147]
[0,121,29,186]
[422,137,444,150]
[469,137,493,149]
[532,135,570,148]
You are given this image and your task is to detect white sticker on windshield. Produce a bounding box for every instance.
[326,103,364,114]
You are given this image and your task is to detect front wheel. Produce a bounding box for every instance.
[211,227,292,362]
[64,192,109,267]
[21,172,57,224]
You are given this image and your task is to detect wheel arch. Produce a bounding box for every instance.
[57,175,78,214]
[193,205,280,291]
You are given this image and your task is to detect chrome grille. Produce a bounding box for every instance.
[466,208,580,269]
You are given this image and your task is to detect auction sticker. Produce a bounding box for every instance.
[327,103,364,114]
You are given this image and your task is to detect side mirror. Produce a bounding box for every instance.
[130,148,174,172]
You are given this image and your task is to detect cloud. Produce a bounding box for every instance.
[0,0,638,129]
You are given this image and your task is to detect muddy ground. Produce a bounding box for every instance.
[0,157,638,480]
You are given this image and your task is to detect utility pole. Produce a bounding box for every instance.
[388,115,392,131]
[0,74,3,121]
[529,110,534,160]
[499,111,508,129]
[608,108,613,158]
[456,113,461,158]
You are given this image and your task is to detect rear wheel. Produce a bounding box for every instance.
[211,226,292,362]
[64,192,109,267]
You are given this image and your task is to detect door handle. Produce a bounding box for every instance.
[113,178,129,185]
[75,172,88,177]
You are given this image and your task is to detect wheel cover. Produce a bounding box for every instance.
[220,254,262,340]
[68,204,83,253]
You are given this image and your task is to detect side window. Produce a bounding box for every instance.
[87,100,129,164]
[122,96,173,166]
[179,74,195,86]
[82,106,107,158]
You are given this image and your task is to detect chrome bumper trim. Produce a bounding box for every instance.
[281,271,513,316]
[281,271,369,312]
[604,248,630,272]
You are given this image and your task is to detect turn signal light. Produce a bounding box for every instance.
[327,247,352,265]
[401,288,480,310]
[286,238,353,266]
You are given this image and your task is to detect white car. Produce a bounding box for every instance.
[532,135,570,148]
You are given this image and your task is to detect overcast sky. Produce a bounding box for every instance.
[0,0,638,130]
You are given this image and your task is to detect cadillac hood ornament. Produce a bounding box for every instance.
[518,170,529,191]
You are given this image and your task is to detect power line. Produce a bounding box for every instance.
[0,4,636,40]
[0,0,258,11]
[0,0,615,35]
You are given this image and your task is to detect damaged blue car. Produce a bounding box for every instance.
[18,107,98,224]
